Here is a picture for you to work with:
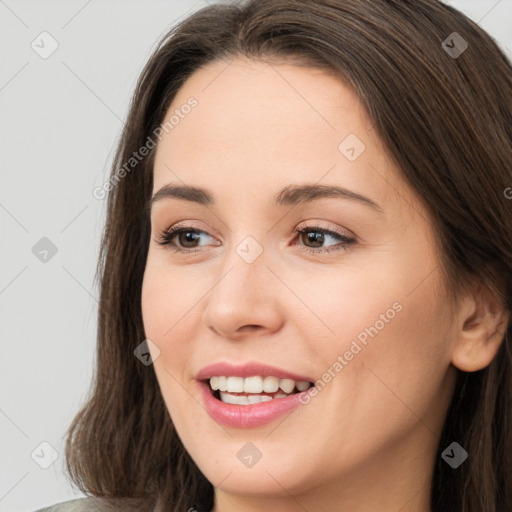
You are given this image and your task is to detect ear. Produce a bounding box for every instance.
[451,283,509,372]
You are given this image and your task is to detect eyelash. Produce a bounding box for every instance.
[156,224,356,255]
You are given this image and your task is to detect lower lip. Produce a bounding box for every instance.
[198,380,310,428]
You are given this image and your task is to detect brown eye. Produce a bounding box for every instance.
[175,230,201,248]
[293,225,356,254]
[157,227,215,253]
[299,230,325,248]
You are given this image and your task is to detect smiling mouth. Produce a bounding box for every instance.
[206,376,315,405]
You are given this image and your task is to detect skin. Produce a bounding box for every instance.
[141,57,507,512]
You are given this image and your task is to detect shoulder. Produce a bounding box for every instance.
[32,496,153,512]
[33,498,101,512]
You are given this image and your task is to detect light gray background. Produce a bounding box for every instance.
[1,1,511,511]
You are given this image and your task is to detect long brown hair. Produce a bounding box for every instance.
[65,1,512,511]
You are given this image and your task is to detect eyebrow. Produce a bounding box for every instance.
[149,182,383,213]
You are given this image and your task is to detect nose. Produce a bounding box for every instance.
[201,243,284,341]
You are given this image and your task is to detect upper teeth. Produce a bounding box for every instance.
[209,376,310,394]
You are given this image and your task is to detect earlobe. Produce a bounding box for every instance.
[451,285,509,373]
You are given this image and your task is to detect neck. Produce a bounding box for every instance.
[211,426,437,512]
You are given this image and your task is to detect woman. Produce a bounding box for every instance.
[36,0,512,511]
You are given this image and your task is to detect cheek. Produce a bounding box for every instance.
[141,253,202,342]
[324,270,451,435]
[140,261,196,410]
[287,275,452,480]
[305,244,451,375]
[287,253,452,427]
[141,255,208,406]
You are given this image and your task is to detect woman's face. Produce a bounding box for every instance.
[141,58,459,509]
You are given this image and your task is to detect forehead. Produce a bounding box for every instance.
[151,57,412,215]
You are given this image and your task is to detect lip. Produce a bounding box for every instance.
[195,361,315,428]
[195,361,314,382]
[197,379,311,428]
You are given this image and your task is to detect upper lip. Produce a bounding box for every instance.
[196,361,314,383]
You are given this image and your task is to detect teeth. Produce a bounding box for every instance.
[216,376,227,391]
[219,392,246,405]
[247,394,262,404]
[248,394,272,404]
[209,375,312,394]
[296,381,310,391]
[226,376,244,393]
[220,392,280,404]
[262,376,279,393]
[244,376,263,393]
[210,376,219,390]
[279,378,295,394]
